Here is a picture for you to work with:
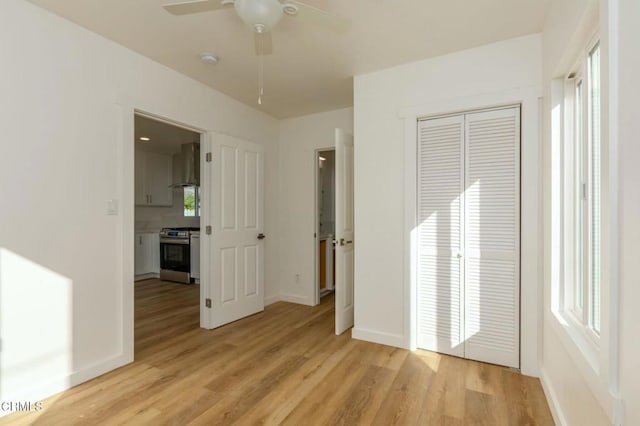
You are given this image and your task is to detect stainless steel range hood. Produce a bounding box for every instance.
[171,143,200,187]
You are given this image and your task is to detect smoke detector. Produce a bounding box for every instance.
[200,52,219,65]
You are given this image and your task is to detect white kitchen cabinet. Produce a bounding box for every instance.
[135,150,173,207]
[135,232,160,277]
[134,233,145,275]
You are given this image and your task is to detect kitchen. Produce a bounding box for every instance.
[134,114,202,290]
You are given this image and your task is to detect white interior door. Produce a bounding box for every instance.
[416,115,465,357]
[207,133,265,329]
[463,108,520,368]
[335,128,354,335]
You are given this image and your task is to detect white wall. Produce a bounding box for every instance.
[277,108,353,305]
[616,0,640,423]
[352,35,542,371]
[0,0,279,405]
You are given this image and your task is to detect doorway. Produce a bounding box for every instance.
[315,149,336,302]
[133,112,203,355]
[314,129,355,336]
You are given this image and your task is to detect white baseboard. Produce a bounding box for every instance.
[539,365,567,426]
[264,294,280,306]
[1,353,131,417]
[279,293,313,306]
[352,327,406,349]
[69,353,132,387]
[134,273,159,281]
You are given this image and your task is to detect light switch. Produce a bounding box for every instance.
[107,199,119,215]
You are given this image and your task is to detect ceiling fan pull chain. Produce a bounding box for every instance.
[257,37,264,105]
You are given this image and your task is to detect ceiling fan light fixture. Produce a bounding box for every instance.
[234,0,283,32]
[200,52,219,64]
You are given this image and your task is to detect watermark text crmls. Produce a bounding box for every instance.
[1,401,44,412]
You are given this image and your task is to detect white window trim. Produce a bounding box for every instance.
[560,41,603,344]
[558,34,602,353]
[549,29,616,417]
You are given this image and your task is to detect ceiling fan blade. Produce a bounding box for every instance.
[285,1,350,33]
[254,32,274,56]
[163,0,231,15]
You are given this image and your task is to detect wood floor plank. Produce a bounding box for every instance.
[371,352,435,426]
[191,355,309,425]
[328,365,396,426]
[233,335,357,425]
[0,280,554,426]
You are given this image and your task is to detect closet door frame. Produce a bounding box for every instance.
[401,87,541,376]
[415,106,521,368]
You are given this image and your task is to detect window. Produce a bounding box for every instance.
[183,186,200,217]
[565,41,601,337]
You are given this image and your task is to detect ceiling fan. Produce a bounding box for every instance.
[162,0,349,57]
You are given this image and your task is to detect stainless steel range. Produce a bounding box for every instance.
[159,227,199,284]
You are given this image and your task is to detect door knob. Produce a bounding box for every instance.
[339,238,353,246]
[257,233,266,240]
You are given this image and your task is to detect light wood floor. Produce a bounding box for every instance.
[2,279,554,425]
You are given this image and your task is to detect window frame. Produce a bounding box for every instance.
[183,185,200,217]
[562,35,602,346]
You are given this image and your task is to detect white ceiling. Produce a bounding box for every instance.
[28,0,550,118]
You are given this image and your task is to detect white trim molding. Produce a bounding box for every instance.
[279,293,315,306]
[0,353,130,418]
[352,328,406,349]
[264,294,280,306]
[539,366,568,426]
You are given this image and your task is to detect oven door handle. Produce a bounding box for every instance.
[160,238,190,245]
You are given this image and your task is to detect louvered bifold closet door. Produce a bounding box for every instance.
[417,115,465,357]
[464,107,520,368]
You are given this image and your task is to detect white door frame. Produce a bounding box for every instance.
[119,105,210,362]
[400,86,541,376]
[314,147,336,306]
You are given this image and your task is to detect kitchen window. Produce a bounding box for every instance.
[184,186,200,217]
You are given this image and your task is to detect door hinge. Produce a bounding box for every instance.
[582,182,587,200]
[205,298,212,308]
[206,225,212,235]
[205,152,212,162]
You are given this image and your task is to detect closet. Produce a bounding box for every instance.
[416,106,520,369]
